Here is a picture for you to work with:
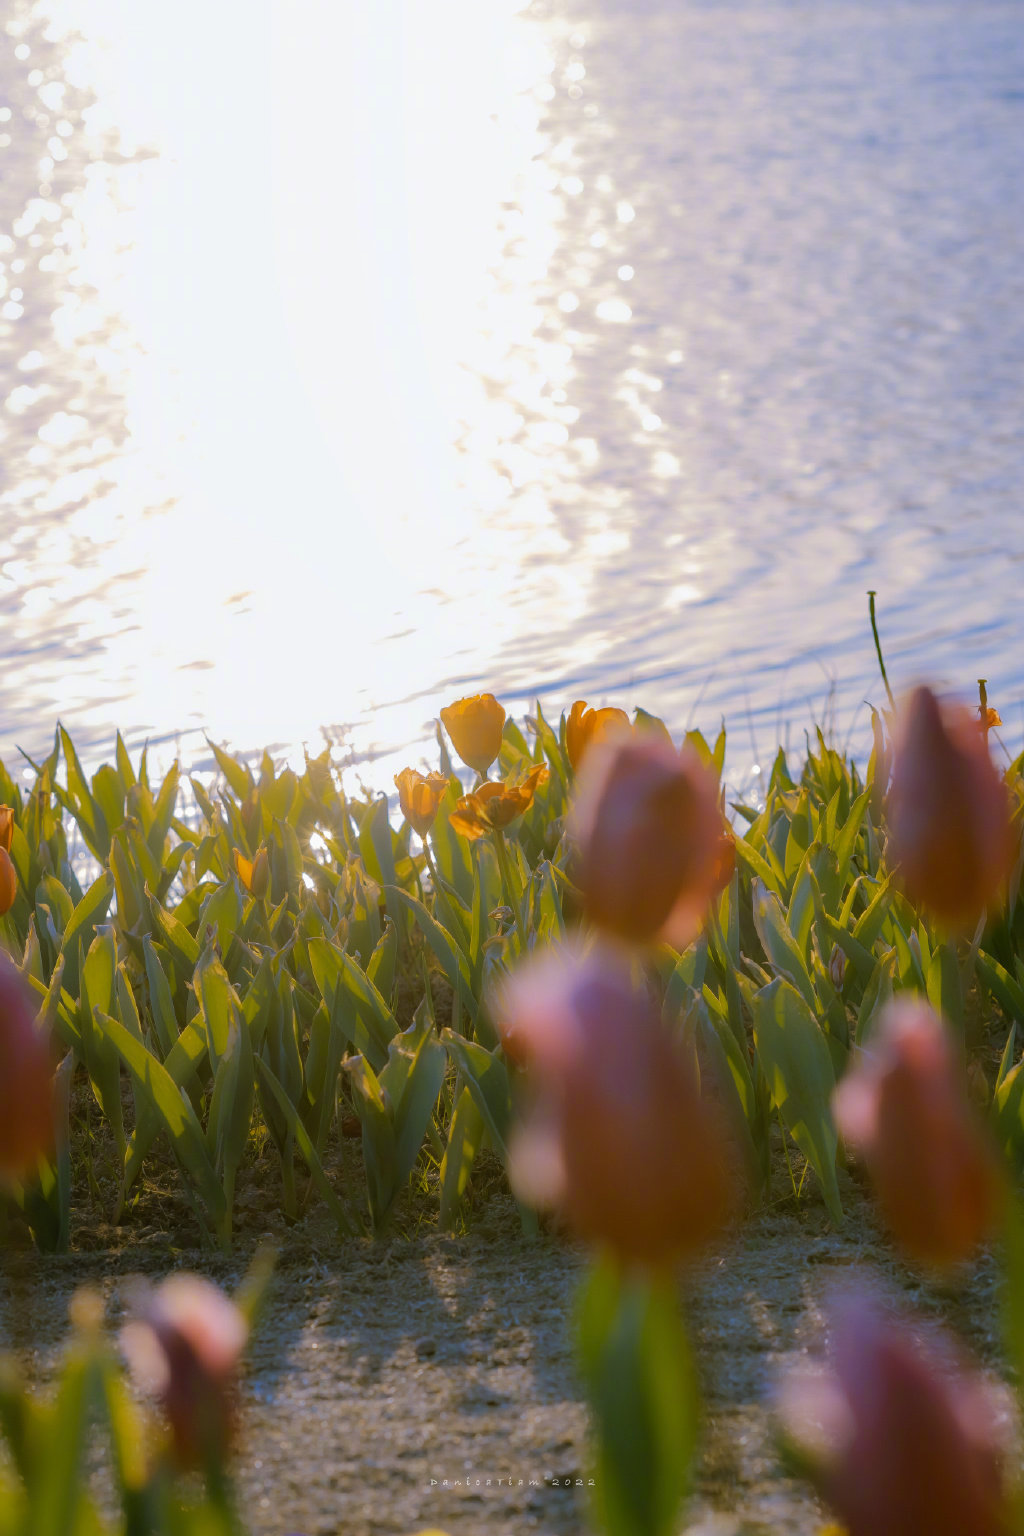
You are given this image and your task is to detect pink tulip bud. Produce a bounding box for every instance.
[569,734,726,946]
[888,685,1015,930]
[776,1291,1012,1536]
[833,999,1003,1269]
[500,942,735,1266]
[0,954,54,1183]
[121,1274,248,1471]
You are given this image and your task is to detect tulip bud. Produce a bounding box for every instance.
[570,735,725,946]
[439,694,506,776]
[121,1274,248,1472]
[0,847,17,915]
[500,942,735,1266]
[249,845,270,900]
[776,1291,1011,1536]
[233,845,269,899]
[0,805,14,853]
[0,954,54,1182]
[828,943,846,992]
[888,685,1015,931]
[833,999,1003,1269]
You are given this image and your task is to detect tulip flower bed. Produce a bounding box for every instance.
[3,639,1024,1535]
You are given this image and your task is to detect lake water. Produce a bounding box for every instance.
[1,0,1022,794]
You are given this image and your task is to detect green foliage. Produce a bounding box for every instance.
[2,701,1022,1251]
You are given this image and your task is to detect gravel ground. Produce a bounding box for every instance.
[0,1164,1007,1536]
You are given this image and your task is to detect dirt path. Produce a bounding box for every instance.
[0,1166,1006,1536]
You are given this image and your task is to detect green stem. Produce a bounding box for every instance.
[779,1113,801,1203]
[491,829,525,953]
[867,591,896,712]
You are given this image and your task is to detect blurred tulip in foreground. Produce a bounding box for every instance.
[449,765,548,840]
[888,685,1014,930]
[394,767,450,837]
[565,699,631,772]
[570,734,725,945]
[0,954,54,1182]
[122,1274,248,1472]
[0,847,16,915]
[501,942,735,1266]
[439,693,506,776]
[833,998,1002,1269]
[776,1291,1011,1536]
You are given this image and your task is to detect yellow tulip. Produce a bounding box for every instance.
[394,768,450,837]
[0,805,13,854]
[565,700,631,772]
[440,693,506,775]
[233,845,270,899]
[449,764,549,840]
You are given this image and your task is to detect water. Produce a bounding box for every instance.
[1,0,1022,793]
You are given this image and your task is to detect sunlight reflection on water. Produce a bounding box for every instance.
[1,0,1022,796]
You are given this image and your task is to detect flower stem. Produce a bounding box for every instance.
[867,590,896,712]
[492,829,525,953]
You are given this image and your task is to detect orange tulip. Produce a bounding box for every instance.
[0,847,17,915]
[0,953,54,1182]
[776,1290,1011,1536]
[888,685,1015,930]
[0,805,14,853]
[233,845,270,899]
[570,734,726,946]
[833,999,1003,1270]
[394,767,450,837]
[439,693,506,776]
[565,700,631,772]
[121,1274,248,1472]
[449,765,549,840]
[501,942,735,1266]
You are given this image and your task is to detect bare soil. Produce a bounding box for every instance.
[0,1154,1006,1536]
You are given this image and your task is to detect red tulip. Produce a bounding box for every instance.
[569,734,726,946]
[776,1291,1011,1536]
[833,998,1003,1269]
[121,1274,248,1471]
[888,685,1015,930]
[500,942,735,1266]
[0,954,54,1182]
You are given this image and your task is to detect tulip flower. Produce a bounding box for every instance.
[565,699,631,772]
[449,765,549,841]
[439,693,506,776]
[0,847,17,915]
[501,942,735,1266]
[0,953,54,1182]
[888,685,1015,930]
[233,845,270,900]
[570,734,726,946]
[776,1291,1011,1536]
[394,767,450,837]
[121,1274,248,1472]
[0,804,13,853]
[833,998,1003,1269]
